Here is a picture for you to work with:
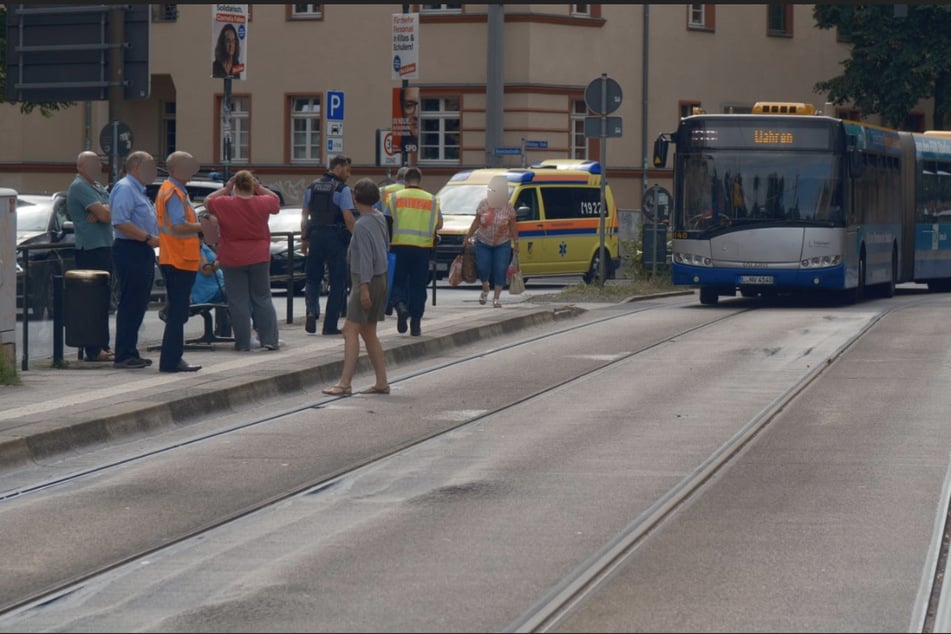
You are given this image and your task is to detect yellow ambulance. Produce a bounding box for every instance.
[433,160,620,283]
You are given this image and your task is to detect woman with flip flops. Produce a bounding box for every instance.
[322,178,391,397]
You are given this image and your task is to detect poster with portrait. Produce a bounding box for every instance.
[391,86,419,162]
[211,5,248,79]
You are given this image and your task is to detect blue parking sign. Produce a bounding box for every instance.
[327,90,345,121]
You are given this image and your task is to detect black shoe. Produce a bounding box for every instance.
[410,317,421,337]
[322,327,342,336]
[305,314,317,334]
[385,305,394,316]
[113,357,148,369]
[160,360,202,373]
[396,302,409,334]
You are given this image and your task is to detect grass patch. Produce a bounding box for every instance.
[0,346,20,385]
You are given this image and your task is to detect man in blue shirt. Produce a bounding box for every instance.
[66,150,114,362]
[110,151,159,369]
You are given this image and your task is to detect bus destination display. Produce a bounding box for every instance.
[684,121,834,151]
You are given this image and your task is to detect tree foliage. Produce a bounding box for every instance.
[0,6,74,117]
[814,4,951,130]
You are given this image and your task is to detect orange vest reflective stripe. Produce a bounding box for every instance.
[390,187,440,248]
[155,180,200,271]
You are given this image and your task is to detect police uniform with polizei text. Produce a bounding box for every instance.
[304,172,353,334]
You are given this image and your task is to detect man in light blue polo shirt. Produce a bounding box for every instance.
[66,150,115,362]
[110,151,159,369]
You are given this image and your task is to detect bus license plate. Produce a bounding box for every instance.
[740,275,774,285]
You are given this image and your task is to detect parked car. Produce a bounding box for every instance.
[268,205,309,293]
[15,192,76,319]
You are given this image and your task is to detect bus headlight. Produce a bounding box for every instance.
[800,255,841,268]
[673,252,712,267]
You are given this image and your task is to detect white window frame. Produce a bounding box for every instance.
[571,4,591,18]
[688,4,706,28]
[220,96,249,164]
[419,4,462,14]
[419,96,460,164]
[570,99,588,160]
[291,4,322,18]
[290,96,322,163]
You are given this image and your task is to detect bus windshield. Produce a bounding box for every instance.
[676,152,844,232]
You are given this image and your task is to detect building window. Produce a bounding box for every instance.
[162,101,176,158]
[419,4,463,13]
[570,99,588,160]
[903,112,925,133]
[767,4,793,37]
[571,4,591,17]
[290,4,322,19]
[836,107,861,121]
[152,3,177,22]
[290,96,322,163]
[687,4,715,31]
[220,96,250,163]
[680,101,702,118]
[419,96,460,163]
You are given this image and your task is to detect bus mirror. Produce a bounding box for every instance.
[652,135,669,168]
[849,149,865,178]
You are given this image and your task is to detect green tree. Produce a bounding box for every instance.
[814,4,951,130]
[0,6,73,117]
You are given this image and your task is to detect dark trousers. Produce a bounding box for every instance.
[304,226,348,332]
[74,246,113,359]
[390,245,432,319]
[113,239,155,363]
[159,264,197,371]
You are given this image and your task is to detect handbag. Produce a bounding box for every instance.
[448,254,464,287]
[508,254,525,295]
[462,242,478,284]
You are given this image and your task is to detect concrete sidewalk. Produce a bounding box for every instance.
[0,298,591,474]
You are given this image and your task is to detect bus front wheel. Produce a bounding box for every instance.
[699,287,719,305]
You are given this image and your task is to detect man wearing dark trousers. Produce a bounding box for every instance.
[110,151,159,369]
[66,150,115,362]
[385,167,442,336]
[300,154,356,336]
[155,151,203,373]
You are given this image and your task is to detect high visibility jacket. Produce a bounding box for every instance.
[380,182,405,214]
[155,180,200,271]
[389,187,440,248]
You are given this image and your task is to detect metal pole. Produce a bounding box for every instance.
[641,4,650,197]
[651,184,659,278]
[402,4,409,168]
[20,251,30,371]
[223,77,233,181]
[486,3,504,167]
[107,5,124,187]
[598,75,607,287]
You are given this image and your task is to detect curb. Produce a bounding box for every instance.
[0,304,587,475]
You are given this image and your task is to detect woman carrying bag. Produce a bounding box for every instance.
[464,175,519,308]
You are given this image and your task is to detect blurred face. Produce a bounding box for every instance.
[487,175,508,208]
[223,29,237,58]
[131,155,157,186]
[77,153,101,182]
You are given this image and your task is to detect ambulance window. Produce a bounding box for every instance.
[513,188,539,221]
[540,187,602,220]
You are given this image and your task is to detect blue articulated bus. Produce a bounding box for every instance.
[652,102,951,305]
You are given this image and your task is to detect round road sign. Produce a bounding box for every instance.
[99,121,133,157]
[584,76,623,115]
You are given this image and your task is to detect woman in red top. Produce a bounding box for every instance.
[205,170,282,351]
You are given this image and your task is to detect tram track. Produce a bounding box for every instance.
[504,298,951,634]
[0,300,749,618]
[7,296,947,632]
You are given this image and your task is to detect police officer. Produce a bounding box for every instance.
[386,166,442,336]
[301,154,356,335]
[377,165,407,315]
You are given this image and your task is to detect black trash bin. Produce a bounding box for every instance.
[63,269,111,349]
